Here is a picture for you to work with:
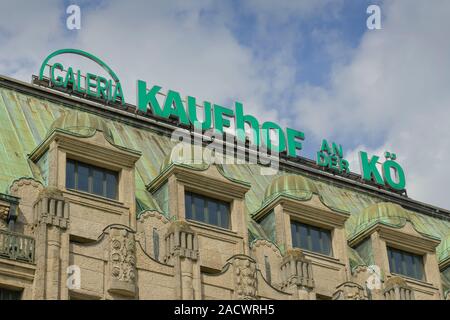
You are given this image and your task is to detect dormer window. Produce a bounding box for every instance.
[291,220,332,256]
[66,159,118,200]
[185,191,230,229]
[387,247,425,281]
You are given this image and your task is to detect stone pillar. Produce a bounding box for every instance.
[423,252,444,299]
[164,220,200,300]
[32,187,69,300]
[280,249,315,300]
[273,204,290,252]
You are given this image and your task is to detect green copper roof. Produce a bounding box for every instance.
[0,84,450,267]
[160,144,210,172]
[348,245,368,271]
[347,202,446,243]
[438,234,450,264]
[263,174,318,204]
[49,110,115,144]
[442,265,450,296]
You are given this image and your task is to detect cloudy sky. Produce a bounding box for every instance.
[1,0,449,210]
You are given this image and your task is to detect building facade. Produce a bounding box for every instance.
[0,73,449,300]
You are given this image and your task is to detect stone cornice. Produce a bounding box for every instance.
[254,195,350,228]
[29,129,141,169]
[378,225,441,254]
[147,164,250,200]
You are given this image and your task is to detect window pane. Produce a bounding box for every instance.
[219,203,229,229]
[406,254,415,279]
[208,200,218,227]
[291,221,331,256]
[291,223,298,248]
[394,250,402,274]
[66,159,118,199]
[77,163,89,192]
[194,195,205,222]
[0,288,21,300]
[66,160,75,189]
[185,193,192,220]
[92,167,104,196]
[415,255,424,280]
[106,172,117,199]
[311,228,321,253]
[388,248,396,273]
[322,230,331,255]
[299,224,309,251]
[184,192,230,229]
[387,247,424,280]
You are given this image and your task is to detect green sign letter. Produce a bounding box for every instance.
[359,151,384,186]
[286,128,305,157]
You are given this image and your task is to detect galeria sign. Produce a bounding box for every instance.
[38,49,407,191]
[39,49,125,105]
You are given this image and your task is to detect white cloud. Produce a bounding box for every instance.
[0,0,449,209]
[295,0,450,209]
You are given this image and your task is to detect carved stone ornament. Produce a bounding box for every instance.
[333,281,367,300]
[383,276,414,300]
[33,187,69,229]
[164,220,198,264]
[280,248,314,290]
[0,202,9,221]
[231,255,258,300]
[108,227,137,297]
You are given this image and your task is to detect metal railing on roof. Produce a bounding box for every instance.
[0,229,35,264]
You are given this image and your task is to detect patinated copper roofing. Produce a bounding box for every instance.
[0,77,449,271]
[263,174,318,203]
[49,110,115,143]
[347,202,442,241]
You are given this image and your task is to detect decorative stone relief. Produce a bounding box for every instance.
[383,276,414,300]
[9,177,43,197]
[33,187,69,229]
[108,227,137,297]
[230,255,258,300]
[280,249,314,290]
[138,210,169,225]
[333,281,367,300]
[137,210,169,260]
[251,239,283,258]
[0,201,9,221]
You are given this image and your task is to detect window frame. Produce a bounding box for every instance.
[0,287,22,300]
[66,158,119,200]
[184,191,231,230]
[290,219,333,257]
[387,246,426,281]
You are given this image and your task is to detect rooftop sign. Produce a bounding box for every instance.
[38,49,124,105]
[35,49,407,192]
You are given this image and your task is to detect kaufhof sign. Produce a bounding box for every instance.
[37,49,406,191]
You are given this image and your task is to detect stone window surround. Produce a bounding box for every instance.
[349,224,442,296]
[29,129,141,206]
[253,196,350,265]
[147,165,250,237]
[147,164,252,270]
